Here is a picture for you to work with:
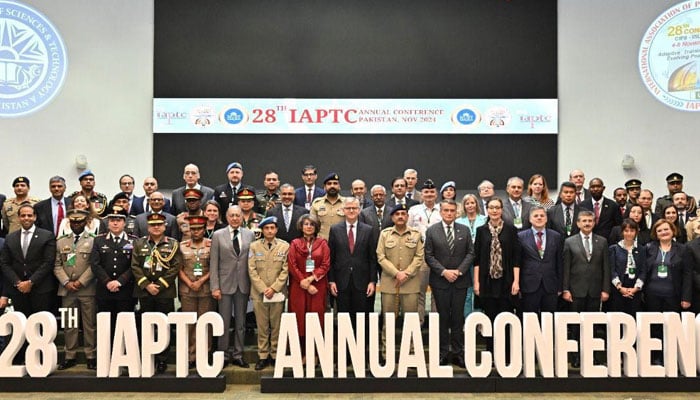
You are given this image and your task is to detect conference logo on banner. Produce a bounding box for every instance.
[639,0,700,111]
[153,99,558,134]
[0,1,67,117]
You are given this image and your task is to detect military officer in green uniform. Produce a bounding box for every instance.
[70,170,108,217]
[238,188,264,237]
[2,176,40,234]
[176,188,205,242]
[376,204,424,353]
[54,209,98,370]
[248,216,289,370]
[310,172,345,240]
[255,171,282,214]
[131,213,182,374]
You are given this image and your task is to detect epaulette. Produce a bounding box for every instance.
[181,239,192,246]
[311,197,325,204]
[87,232,97,238]
[57,233,72,240]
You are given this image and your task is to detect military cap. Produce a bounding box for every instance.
[186,215,207,228]
[147,213,167,225]
[106,205,128,219]
[421,179,436,190]
[67,209,89,222]
[112,192,129,202]
[78,170,94,181]
[625,179,642,189]
[184,188,204,200]
[226,162,243,173]
[666,173,683,183]
[390,203,409,216]
[258,216,278,228]
[12,176,29,186]
[237,187,255,200]
[323,172,340,184]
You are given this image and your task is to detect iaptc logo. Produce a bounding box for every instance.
[219,106,248,127]
[0,1,68,117]
[451,106,481,129]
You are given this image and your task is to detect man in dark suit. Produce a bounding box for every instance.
[386,177,419,208]
[34,176,70,237]
[212,162,259,220]
[502,176,532,231]
[0,203,56,317]
[134,192,179,239]
[424,199,474,368]
[328,197,378,326]
[579,178,622,244]
[561,210,611,367]
[210,205,254,368]
[266,184,306,243]
[359,184,393,244]
[637,189,658,230]
[548,182,580,239]
[351,179,372,209]
[518,206,563,313]
[569,169,590,205]
[294,165,325,209]
[130,177,171,215]
[0,193,6,237]
[172,164,215,216]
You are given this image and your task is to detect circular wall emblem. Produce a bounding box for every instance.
[450,105,481,129]
[0,1,68,117]
[639,1,700,111]
[219,106,248,127]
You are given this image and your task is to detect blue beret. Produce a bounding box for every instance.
[259,216,278,228]
[323,172,340,184]
[78,170,94,180]
[226,162,243,173]
[390,203,409,216]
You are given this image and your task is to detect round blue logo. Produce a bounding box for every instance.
[0,1,68,117]
[218,106,248,126]
[451,106,481,128]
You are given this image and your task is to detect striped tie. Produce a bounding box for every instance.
[447,225,454,253]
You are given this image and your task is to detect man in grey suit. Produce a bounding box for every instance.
[502,176,532,231]
[359,184,393,243]
[210,205,254,368]
[424,199,474,368]
[562,210,611,367]
[171,164,215,215]
[266,184,306,243]
[133,192,179,239]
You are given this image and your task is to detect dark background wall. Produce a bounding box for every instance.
[153,0,557,191]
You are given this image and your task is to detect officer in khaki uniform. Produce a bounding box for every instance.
[69,170,108,217]
[310,172,345,240]
[376,203,424,351]
[248,216,289,370]
[178,215,214,369]
[54,209,97,370]
[131,213,182,374]
[2,176,39,234]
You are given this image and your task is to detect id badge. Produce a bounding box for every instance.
[156,261,163,272]
[627,266,636,279]
[144,255,152,270]
[513,217,522,228]
[657,264,668,279]
[304,202,311,209]
[66,253,76,267]
[305,258,315,273]
[194,262,203,277]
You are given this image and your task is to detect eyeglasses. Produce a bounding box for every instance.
[303,173,316,177]
[121,182,134,186]
[344,207,359,211]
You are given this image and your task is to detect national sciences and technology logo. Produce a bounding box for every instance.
[0,1,67,117]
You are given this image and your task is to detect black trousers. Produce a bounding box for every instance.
[432,285,467,358]
[138,297,174,363]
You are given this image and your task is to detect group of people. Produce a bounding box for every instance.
[0,163,698,373]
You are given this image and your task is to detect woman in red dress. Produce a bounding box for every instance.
[287,214,331,341]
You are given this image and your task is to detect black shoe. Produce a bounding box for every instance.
[255,358,269,370]
[58,359,77,370]
[439,356,449,366]
[189,361,196,369]
[156,361,167,374]
[86,358,97,370]
[231,358,249,368]
[269,357,276,367]
[452,356,466,369]
[572,355,580,369]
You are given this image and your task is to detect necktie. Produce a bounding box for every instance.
[22,230,31,257]
[307,188,312,203]
[145,197,150,212]
[513,201,520,218]
[583,235,591,260]
[406,192,412,200]
[348,224,355,253]
[377,208,383,228]
[268,242,272,249]
[446,225,454,253]
[232,229,240,255]
[565,206,572,233]
[679,211,685,226]
[576,192,582,204]
[56,201,64,236]
[536,231,544,251]
[74,234,80,245]
[593,202,600,224]
[284,207,291,230]
[620,206,625,217]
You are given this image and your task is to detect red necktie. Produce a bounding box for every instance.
[536,231,543,251]
[307,188,312,203]
[56,201,64,236]
[593,202,600,224]
[348,224,355,254]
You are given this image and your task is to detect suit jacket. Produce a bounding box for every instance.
[608,242,647,288]
[562,233,611,297]
[266,203,307,243]
[212,182,257,219]
[0,226,57,295]
[387,197,419,209]
[683,238,700,293]
[359,205,394,245]
[172,184,215,216]
[556,188,591,205]
[547,203,580,239]
[502,198,532,230]
[580,197,623,244]
[0,194,5,237]
[130,195,171,215]
[134,211,179,239]
[209,226,254,294]
[327,221,378,291]
[294,186,325,208]
[518,228,563,294]
[644,241,693,302]
[425,222,475,290]
[34,196,70,235]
